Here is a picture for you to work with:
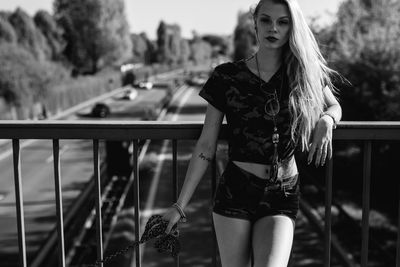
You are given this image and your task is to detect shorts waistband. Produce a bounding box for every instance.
[226,160,298,190]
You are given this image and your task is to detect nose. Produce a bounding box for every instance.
[268,22,278,33]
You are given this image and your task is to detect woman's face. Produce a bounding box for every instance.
[255,0,292,50]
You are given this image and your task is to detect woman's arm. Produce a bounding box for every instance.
[163,103,224,232]
[320,86,342,127]
[308,86,342,167]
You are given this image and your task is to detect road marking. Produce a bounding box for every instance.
[45,145,69,163]
[0,139,37,162]
[141,88,193,220]
[137,86,194,262]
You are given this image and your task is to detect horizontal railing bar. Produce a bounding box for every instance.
[1,121,400,140]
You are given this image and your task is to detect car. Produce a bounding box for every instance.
[185,75,207,87]
[91,102,110,118]
[136,81,153,90]
[121,89,138,100]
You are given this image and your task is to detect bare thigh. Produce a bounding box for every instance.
[252,215,295,267]
[212,212,252,267]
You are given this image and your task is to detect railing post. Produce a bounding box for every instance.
[324,155,333,267]
[133,139,141,267]
[396,181,400,267]
[172,139,180,267]
[93,139,103,267]
[361,141,372,267]
[211,155,217,267]
[12,139,27,267]
[52,139,66,267]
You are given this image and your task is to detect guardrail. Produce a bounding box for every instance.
[1,120,400,267]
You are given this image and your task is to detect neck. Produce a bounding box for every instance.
[256,48,283,71]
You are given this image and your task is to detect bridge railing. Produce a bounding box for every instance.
[1,120,400,267]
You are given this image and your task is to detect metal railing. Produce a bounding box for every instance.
[1,120,400,267]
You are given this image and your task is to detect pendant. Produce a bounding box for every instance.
[272,133,279,144]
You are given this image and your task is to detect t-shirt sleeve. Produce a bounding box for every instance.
[198,67,228,113]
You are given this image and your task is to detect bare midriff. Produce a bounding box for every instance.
[232,155,298,180]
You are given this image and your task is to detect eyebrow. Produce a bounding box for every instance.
[260,14,290,19]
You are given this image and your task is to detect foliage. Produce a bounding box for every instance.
[44,69,120,115]
[98,0,132,66]
[0,43,68,107]
[8,8,51,60]
[54,0,132,74]
[320,0,400,120]
[156,21,183,64]
[131,33,148,63]
[233,11,257,61]
[179,39,190,64]
[202,34,230,56]
[190,39,212,64]
[141,33,157,64]
[0,16,17,43]
[34,10,66,60]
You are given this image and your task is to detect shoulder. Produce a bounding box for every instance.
[213,61,242,73]
[211,60,243,79]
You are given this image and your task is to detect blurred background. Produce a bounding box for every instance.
[1,0,400,266]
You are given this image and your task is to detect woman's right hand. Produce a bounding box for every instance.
[162,206,182,234]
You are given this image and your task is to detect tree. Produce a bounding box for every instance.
[98,0,132,67]
[140,33,156,64]
[0,43,68,109]
[34,10,66,60]
[179,39,190,64]
[323,0,400,120]
[156,21,182,64]
[8,8,51,60]
[0,16,17,43]
[190,39,212,64]
[233,11,257,61]
[54,0,132,73]
[131,33,148,63]
[202,34,230,56]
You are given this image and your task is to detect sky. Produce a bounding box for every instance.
[0,0,344,39]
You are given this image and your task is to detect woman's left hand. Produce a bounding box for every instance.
[307,116,334,167]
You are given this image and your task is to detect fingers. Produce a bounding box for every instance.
[165,221,174,234]
[307,143,316,165]
[319,142,329,167]
[309,141,332,167]
[163,210,180,234]
[314,143,324,167]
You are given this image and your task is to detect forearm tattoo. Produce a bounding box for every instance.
[198,152,212,162]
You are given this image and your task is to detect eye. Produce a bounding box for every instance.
[279,20,289,25]
[260,18,272,24]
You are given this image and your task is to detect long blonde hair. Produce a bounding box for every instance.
[253,0,339,151]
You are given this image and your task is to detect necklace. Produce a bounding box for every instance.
[255,54,284,183]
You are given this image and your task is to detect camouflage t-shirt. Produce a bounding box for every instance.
[199,60,296,165]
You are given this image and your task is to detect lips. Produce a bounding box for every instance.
[266,36,279,42]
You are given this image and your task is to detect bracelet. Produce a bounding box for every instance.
[320,112,337,129]
[172,203,187,223]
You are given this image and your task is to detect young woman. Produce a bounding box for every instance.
[162,0,342,266]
